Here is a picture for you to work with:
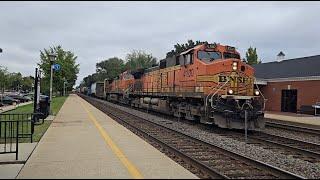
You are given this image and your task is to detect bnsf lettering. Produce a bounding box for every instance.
[219,75,248,83]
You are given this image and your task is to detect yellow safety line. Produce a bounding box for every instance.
[79,98,143,179]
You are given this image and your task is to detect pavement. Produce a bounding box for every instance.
[265,111,320,126]
[0,143,37,179]
[0,101,33,113]
[0,111,55,179]
[16,94,198,179]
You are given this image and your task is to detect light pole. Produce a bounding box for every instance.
[63,77,67,96]
[48,53,57,114]
[0,48,2,104]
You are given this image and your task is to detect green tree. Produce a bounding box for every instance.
[7,72,23,91]
[166,39,208,57]
[81,73,99,88]
[245,47,261,65]
[125,50,158,71]
[38,45,80,95]
[96,57,125,81]
[21,76,34,92]
[0,66,9,92]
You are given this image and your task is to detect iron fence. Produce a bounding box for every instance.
[0,113,43,160]
[0,120,19,160]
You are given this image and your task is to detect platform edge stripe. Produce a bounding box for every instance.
[79,99,144,179]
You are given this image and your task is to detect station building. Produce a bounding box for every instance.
[253,53,320,114]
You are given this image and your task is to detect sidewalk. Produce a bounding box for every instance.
[0,102,33,113]
[17,94,197,179]
[0,143,37,179]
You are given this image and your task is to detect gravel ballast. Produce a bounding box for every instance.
[102,100,320,179]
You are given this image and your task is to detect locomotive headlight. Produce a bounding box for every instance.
[228,89,233,95]
[255,90,260,96]
[232,62,238,71]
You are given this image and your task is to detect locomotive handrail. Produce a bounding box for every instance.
[253,77,267,111]
[203,78,230,119]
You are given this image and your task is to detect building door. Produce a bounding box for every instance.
[281,89,297,113]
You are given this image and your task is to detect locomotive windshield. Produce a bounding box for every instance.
[224,52,240,59]
[198,51,222,63]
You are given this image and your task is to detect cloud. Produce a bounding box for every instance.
[1,1,320,86]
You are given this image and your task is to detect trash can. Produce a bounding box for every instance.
[38,96,50,119]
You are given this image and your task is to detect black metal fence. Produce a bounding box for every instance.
[0,113,42,160]
[0,120,19,160]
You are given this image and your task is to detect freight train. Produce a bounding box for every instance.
[84,42,265,130]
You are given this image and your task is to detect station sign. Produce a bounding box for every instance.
[53,64,61,71]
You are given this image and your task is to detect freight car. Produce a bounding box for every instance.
[90,82,105,98]
[104,42,265,131]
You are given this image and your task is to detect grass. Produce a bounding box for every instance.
[1,96,68,143]
[7,96,67,116]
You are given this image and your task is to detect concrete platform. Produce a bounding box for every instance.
[265,111,320,126]
[17,94,198,179]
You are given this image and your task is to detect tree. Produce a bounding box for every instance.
[21,76,34,92]
[38,45,80,95]
[0,66,9,92]
[96,57,125,81]
[81,73,99,88]
[166,39,208,58]
[125,50,158,71]
[244,47,261,65]
[6,72,23,91]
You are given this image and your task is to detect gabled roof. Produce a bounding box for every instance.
[277,51,285,56]
[252,55,320,79]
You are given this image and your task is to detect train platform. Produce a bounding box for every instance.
[265,111,320,127]
[17,94,197,179]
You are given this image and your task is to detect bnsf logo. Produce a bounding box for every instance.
[219,75,248,84]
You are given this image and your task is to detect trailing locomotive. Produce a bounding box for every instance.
[100,42,265,130]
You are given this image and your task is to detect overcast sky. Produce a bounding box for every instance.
[1,1,320,86]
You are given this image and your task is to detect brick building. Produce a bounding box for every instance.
[253,54,320,114]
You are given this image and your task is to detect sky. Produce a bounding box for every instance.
[1,1,320,87]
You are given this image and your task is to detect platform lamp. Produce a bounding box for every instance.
[0,48,2,104]
[48,53,57,114]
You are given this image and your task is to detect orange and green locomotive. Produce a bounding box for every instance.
[103,42,265,130]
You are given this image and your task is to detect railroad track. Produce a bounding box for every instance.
[266,120,320,136]
[207,127,320,164]
[80,94,303,179]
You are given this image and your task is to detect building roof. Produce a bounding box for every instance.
[252,55,320,79]
[277,51,285,56]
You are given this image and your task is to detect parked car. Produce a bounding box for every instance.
[8,94,30,103]
[23,95,32,101]
[2,96,20,105]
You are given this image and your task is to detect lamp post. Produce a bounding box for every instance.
[48,53,57,114]
[63,77,67,96]
[0,48,2,104]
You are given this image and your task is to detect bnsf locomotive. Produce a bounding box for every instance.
[95,43,265,130]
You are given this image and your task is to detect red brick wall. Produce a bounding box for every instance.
[260,80,320,111]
